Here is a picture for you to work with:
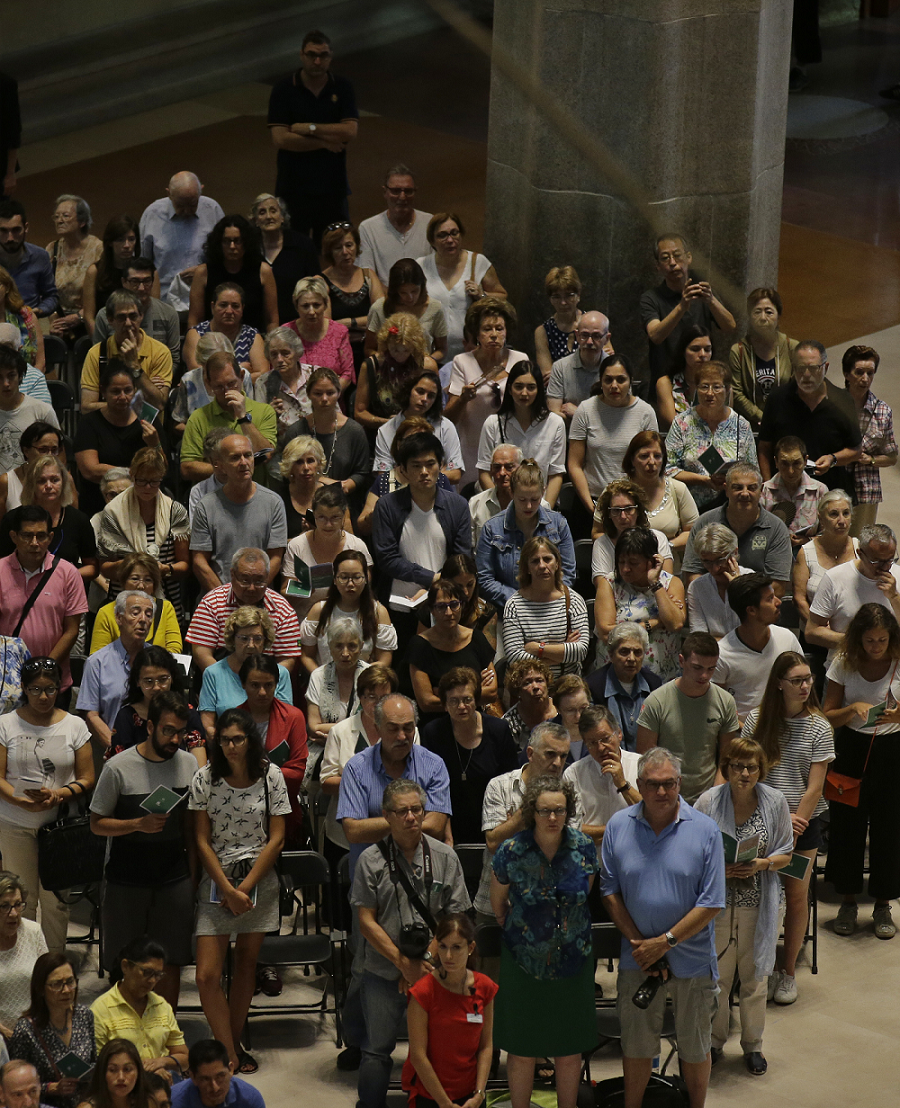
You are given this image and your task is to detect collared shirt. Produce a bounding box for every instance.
[172,1077,264,1108]
[547,348,601,407]
[564,751,640,830]
[185,583,301,658]
[139,195,225,299]
[760,471,828,535]
[681,504,793,582]
[586,664,662,750]
[80,329,173,397]
[5,243,58,314]
[91,981,184,1061]
[75,638,132,726]
[850,390,897,503]
[601,799,725,978]
[180,397,278,475]
[95,297,181,367]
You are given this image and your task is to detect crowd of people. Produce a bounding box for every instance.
[0,24,897,1108]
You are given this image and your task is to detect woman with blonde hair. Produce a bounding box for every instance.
[320,220,384,370]
[354,311,437,440]
[534,265,584,383]
[0,266,44,369]
[278,433,335,538]
[286,275,355,393]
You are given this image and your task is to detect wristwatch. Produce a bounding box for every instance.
[236,414,252,425]
[422,951,434,964]
[665,930,678,947]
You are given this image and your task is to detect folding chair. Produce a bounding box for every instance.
[454,843,487,902]
[48,378,78,439]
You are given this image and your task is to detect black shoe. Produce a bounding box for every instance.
[711,1047,724,1067]
[337,1045,361,1071]
[880,83,900,102]
[744,1052,767,1076]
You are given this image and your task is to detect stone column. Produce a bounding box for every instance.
[483,0,793,375]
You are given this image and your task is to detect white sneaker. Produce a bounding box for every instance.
[774,972,798,1005]
[767,971,781,1002]
[873,905,896,939]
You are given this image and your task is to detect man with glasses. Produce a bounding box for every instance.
[351,778,469,1108]
[93,258,180,367]
[90,692,198,1006]
[267,29,359,245]
[469,445,542,546]
[547,310,614,420]
[602,747,724,1108]
[564,707,640,850]
[758,341,861,495]
[186,547,300,673]
[357,164,432,286]
[807,523,900,663]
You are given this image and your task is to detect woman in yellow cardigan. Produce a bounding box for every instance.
[729,287,798,431]
[89,553,183,654]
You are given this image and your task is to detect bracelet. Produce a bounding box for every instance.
[649,581,663,592]
[537,642,545,658]
[830,454,837,467]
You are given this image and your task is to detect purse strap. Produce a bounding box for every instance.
[13,554,61,638]
[861,659,899,775]
[28,1017,63,1080]
[563,584,572,638]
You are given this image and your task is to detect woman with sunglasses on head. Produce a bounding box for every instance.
[0,657,94,954]
[742,650,834,1006]
[9,952,96,1108]
[76,1037,155,1108]
[373,368,463,485]
[320,220,385,370]
[655,324,713,429]
[190,708,290,1074]
[364,258,448,367]
[0,422,66,520]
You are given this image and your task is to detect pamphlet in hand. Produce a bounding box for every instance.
[781,852,813,882]
[698,444,729,475]
[721,830,761,864]
[211,882,258,906]
[286,557,334,598]
[389,589,428,611]
[13,770,46,797]
[865,701,887,728]
[173,653,192,676]
[140,401,160,425]
[56,1053,93,1080]
[268,739,290,768]
[140,785,188,815]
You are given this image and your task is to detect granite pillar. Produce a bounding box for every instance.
[483,0,793,378]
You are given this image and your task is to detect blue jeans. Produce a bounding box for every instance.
[358,971,408,1108]
[341,918,366,1049]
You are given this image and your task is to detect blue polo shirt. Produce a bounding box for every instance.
[336,741,451,879]
[601,799,725,978]
[75,638,132,727]
[172,1076,264,1108]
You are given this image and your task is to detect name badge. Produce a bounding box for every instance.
[466,1012,484,1024]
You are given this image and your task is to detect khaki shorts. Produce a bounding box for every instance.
[617,970,718,1064]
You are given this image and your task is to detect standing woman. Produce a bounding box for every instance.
[620,431,698,565]
[417,211,506,363]
[589,479,674,580]
[491,776,598,1108]
[729,288,797,430]
[655,325,713,429]
[81,216,148,333]
[742,650,834,1006]
[373,369,463,484]
[823,604,900,940]
[533,266,584,384]
[354,313,437,444]
[320,220,385,371]
[45,195,102,343]
[841,345,898,535]
[188,215,277,335]
[191,709,290,1074]
[446,297,527,487]
[251,193,319,327]
[305,618,370,744]
[476,361,567,506]
[402,913,498,1108]
[0,657,94,953]
[695,739,793,1075]
[364,258,448,368]
[182,283,267,380]
[286,276,355,394]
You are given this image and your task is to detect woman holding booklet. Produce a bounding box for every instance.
[695,737,793,1076]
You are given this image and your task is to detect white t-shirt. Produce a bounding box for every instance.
[591,529,673,581]
[475,411,567,484]
[810,560,900,661]
[0,918,47,1030]
[283,532,373,610]
[686,567,753,636]
[357,210,433,286]
[0,712,92,829]
[569,395,659,499]
[392,502,446,601]
[300,605,398,665]
[826,656,900,735]
[373,413,463,474]
[714,625,803,720]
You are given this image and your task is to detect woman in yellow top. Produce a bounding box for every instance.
[89,553,182,654]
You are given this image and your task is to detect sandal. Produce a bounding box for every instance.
[535,1059,556,1087]
[237,1050,259,1075]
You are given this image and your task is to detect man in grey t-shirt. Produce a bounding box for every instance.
[190,433,287,590]
[356,164,432,286]
[547,311,611,422]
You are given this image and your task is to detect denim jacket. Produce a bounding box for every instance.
[475,502,576,611]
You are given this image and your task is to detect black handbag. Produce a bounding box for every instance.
[37,802,106,894]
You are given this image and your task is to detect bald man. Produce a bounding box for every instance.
[140,171,224,306]
[547,310,614,420]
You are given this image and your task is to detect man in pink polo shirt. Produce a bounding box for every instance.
[0,506,87,704]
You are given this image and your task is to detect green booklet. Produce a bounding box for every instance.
[285,556,334,598]
[721,830,761,864]
[781,853,813,881]
[268,740,290,767]
[864,701,886,728]
[140,785,188,815]
[56,1053,93,1079]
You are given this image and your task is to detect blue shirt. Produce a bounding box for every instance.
[475,502,576,611]
[587,663,663,751]
[75,639,132,727]
[601,799,725,979]
[198,656,293,715]
[6,244,58,314]
[172,1076,264,1108]
[139,195,225,299]
[21,366,51,403]
[336,742,452,878]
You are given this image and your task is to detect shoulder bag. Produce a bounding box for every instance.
[825,661,898,807]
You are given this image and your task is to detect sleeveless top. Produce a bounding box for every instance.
[324,271,373,318]
[542,316,579,361]
[206,259,266,333]
[801,536,858,604]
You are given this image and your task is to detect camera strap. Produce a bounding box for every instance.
[378,836,437,934]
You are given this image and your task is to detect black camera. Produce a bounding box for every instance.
[397,922,432,959]
[632,958,669,1009]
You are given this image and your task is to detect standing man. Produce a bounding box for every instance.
[547,311,613,420]
[0,200,58,316]
[468,444,526,546]
[90,692,198,1007]
[93,257,180,368]
[639,233,734,385]
[267,30,359,246]
[564,706,640,849]
[140,172,224,307]
[602,748,725,1108]
[357,165,431,286]
[759,435,829,548]
[637,632,739,804]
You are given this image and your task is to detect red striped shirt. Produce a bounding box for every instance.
[185,585,301,657]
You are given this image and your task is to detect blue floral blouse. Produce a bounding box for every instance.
[492,825,598,979]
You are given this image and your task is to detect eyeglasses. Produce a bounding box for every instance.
[447,695,475,708]
[434,600,461,612]
[125,276,154,288]
[33,445,60,456]
[729,762,760,774]
[860,548,898,568]
[47,977,77,992]
[434,229,460,240]
[324,221,352,233]
[388,805,424,818]
[134,478,162,489]
[0,900,26,916]
[640,778,680,792]
[235,633,265,645]
[26,684,58,696]
[697,384,726,394]
[336,574,365,584]
[783,674,814,688]
[139,675,171,689]
[609,505,637,515]
[128,962,164,981]
[233,575,266,589]
[17,532,50,544]
[535,807,567,818]
[219,735,249,747]
[658,251,685,263]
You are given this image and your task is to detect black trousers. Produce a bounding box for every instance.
[282,190,349,253]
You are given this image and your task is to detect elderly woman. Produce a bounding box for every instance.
[354,312,438,445]
[305,617,370,745]
[417,211,506,364]
[90,555,182,654]
[695,738,793,1075]
[81,215,147,333]
[491,775,598,1108]
[446,296,527,486]
[0,266,44,369]
[533,266,584,383]
[373,369,462,484]
[45,195,103,341]
[841,344,898,535]
[286,276,355,393]
[251,193,319,327]
[0,871,48,1037]
[364,258,448,367]
[729,287,797,430]
[188,214,277,334]
[502,659,557,754]
[551,674,591,761]
[255,327,313,478]
[619,431,697,565]
[590,478,673,581]
[97,447,189,622]
[655,324,712,429]
[686,523,752,638]
[502,537,589,682]
[320,220,384,370]
[595,528,685,680]
[0,422,65,519]
[586,623,663,751]
[665,359,758,510]
[182,282,267,379]
[198,608,293,738]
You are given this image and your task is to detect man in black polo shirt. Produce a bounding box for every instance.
[267,29,359,246]
[758,340,861,496]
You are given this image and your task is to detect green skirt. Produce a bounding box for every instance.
[493,943,597,1057]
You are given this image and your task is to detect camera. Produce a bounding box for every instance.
[632,957,669,1009]
[397,922,432,959]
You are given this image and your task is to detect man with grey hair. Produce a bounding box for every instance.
[187,427,231,525]
[357,164,432,285]
[140,171,224,304]
[547,310,614,420]
[0,321,52,403]
[602,746,724,1108]
[680,463,792,594]
[469,443,540,546]
[185,546,300,672]
[587,622,663,750]
[564,706,640,849]
[77,590,154,748]
[351,777,469,1108]
[807,522,900,662]
[93,257,180,367]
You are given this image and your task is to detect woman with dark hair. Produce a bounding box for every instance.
[190,709,290,1073]
[285,276,355,393]
[619,430,697,563]
[182,282,267,380]
[364,257,448,364]
[300,549,395,672]
[476,361,566,505]
[188,214,277,334]
[594,527,685,680]
[9,952,96,1108]
[589,478,674,581]
[251,193,319,328]
[106,646,204,765]
[320,220,384,370]
[841,344,897,535]
[402,913,498,1108]
[490,775,598,1108]
[441,553,498,648]
[0,265,45,368]
[0,422,64,519]
[823,604,900,940]
[742,650,834,1006]
[730,288,797,430]
[655,323,713,428]
[76,1038,154,1108]
[354,313,437,443]
[373,369,463,483]
[81,216,149,333]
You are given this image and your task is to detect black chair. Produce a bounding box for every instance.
[574,537,595,600]
[43,334,69,379]
[47,379,78,439]
[556,481,577,517]
[454,843,486,902]
[72,334,93,373]
[777,593,800,633]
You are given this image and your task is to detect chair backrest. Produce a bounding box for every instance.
[48,379,77,438]
[454,843,486,899]
[475,921,503,958]
[43,335,69,375]
[574,537,595,598]
[556,481,576,517]
[592,922,624,962]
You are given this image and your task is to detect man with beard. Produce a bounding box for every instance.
[90,691,198,1007]
[0,199,57,315]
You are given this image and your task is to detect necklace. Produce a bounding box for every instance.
[453,735,477,782]
[312,414,340,475]
[50,1015,70,1035]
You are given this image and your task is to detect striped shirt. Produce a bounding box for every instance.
[742,708,834,819]
[501,591,590,679]
[185,584,301,658]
